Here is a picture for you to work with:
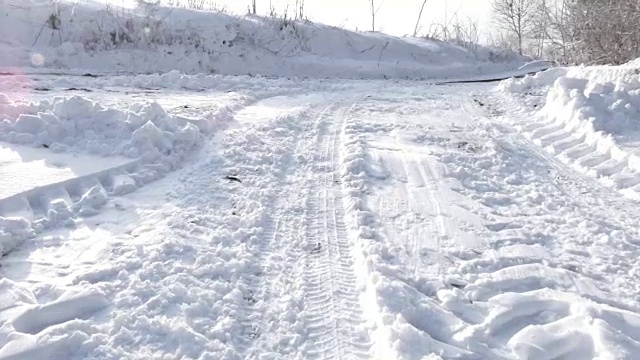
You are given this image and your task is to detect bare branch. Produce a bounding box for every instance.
[490,0,540,55]
[413,0,429,36]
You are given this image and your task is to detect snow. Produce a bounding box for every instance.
[0,94,204,159]
[1,69,640,359]
[0,144,132,201]
[0,80,269,257]
[0,0,526,79]
[4,0,640,358]
[497,63,640,200]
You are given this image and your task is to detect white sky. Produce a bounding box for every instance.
[217,0,493,36]
[106,0,494,37]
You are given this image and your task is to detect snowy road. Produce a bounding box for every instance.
[2,77,640,359]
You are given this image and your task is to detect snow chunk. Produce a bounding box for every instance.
[53,96,98,120]
[0,216,34,255]
[132,120,172,151]
[13,114,45,134]
[74,186,109,217]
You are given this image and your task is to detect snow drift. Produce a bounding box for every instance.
[0,95,204,160]
[499,63,640,198]
[0,0,525,79]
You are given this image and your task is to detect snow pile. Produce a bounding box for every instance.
[543,76,640,137]
[0,92,207,255]
[0,0,526,79]
[498,65,640,198]
[0,217,34,255]
[0,94,209,162]
[498,67,568,93]
[0,88,246,256]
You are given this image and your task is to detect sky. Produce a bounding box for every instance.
[216,0,493,37]
[104,0,494,38]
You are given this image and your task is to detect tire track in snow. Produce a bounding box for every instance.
[303,102,371,360]
[241,102,341,359]
[391,139,446,279]
[474,91,640,227]
[448,90,640,359]
[415,155,448,277]
[338,92,486,359]
[484,90,640,200]
[377,131,467,281]
[240,212,281,344]
[0,93,284,359]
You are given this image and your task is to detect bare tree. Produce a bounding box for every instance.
[300,0,305,20]
[424,14,480,53]
[572,0,640,64]
[527,0,640,65]
[369,0,384,31]
[251,0,257,14]
[486,31,515,51]
[295,0,305,20]
[452,17,480,51]
[414,0,429,36]
[490,0,539,55]
[370,0,376,31]
[424,8,460,41]
[536,0,575,63]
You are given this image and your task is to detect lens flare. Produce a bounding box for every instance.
[30,53,45,67]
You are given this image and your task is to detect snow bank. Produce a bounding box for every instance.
[498,67,568,93]
[543,75,640,138]
[0,87,248,256]
[0,0,525,79]
[499,61,640,93]
[105,70,351,92]
[498,64,640,198]
[0,94,205,162]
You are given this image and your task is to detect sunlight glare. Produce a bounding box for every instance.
[30,53,45,67]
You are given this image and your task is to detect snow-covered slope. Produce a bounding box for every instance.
[0,0,524,79]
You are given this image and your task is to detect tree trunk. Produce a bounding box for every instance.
[371,0,376,31]
[518,33,523,55]
[414,0,428,36]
